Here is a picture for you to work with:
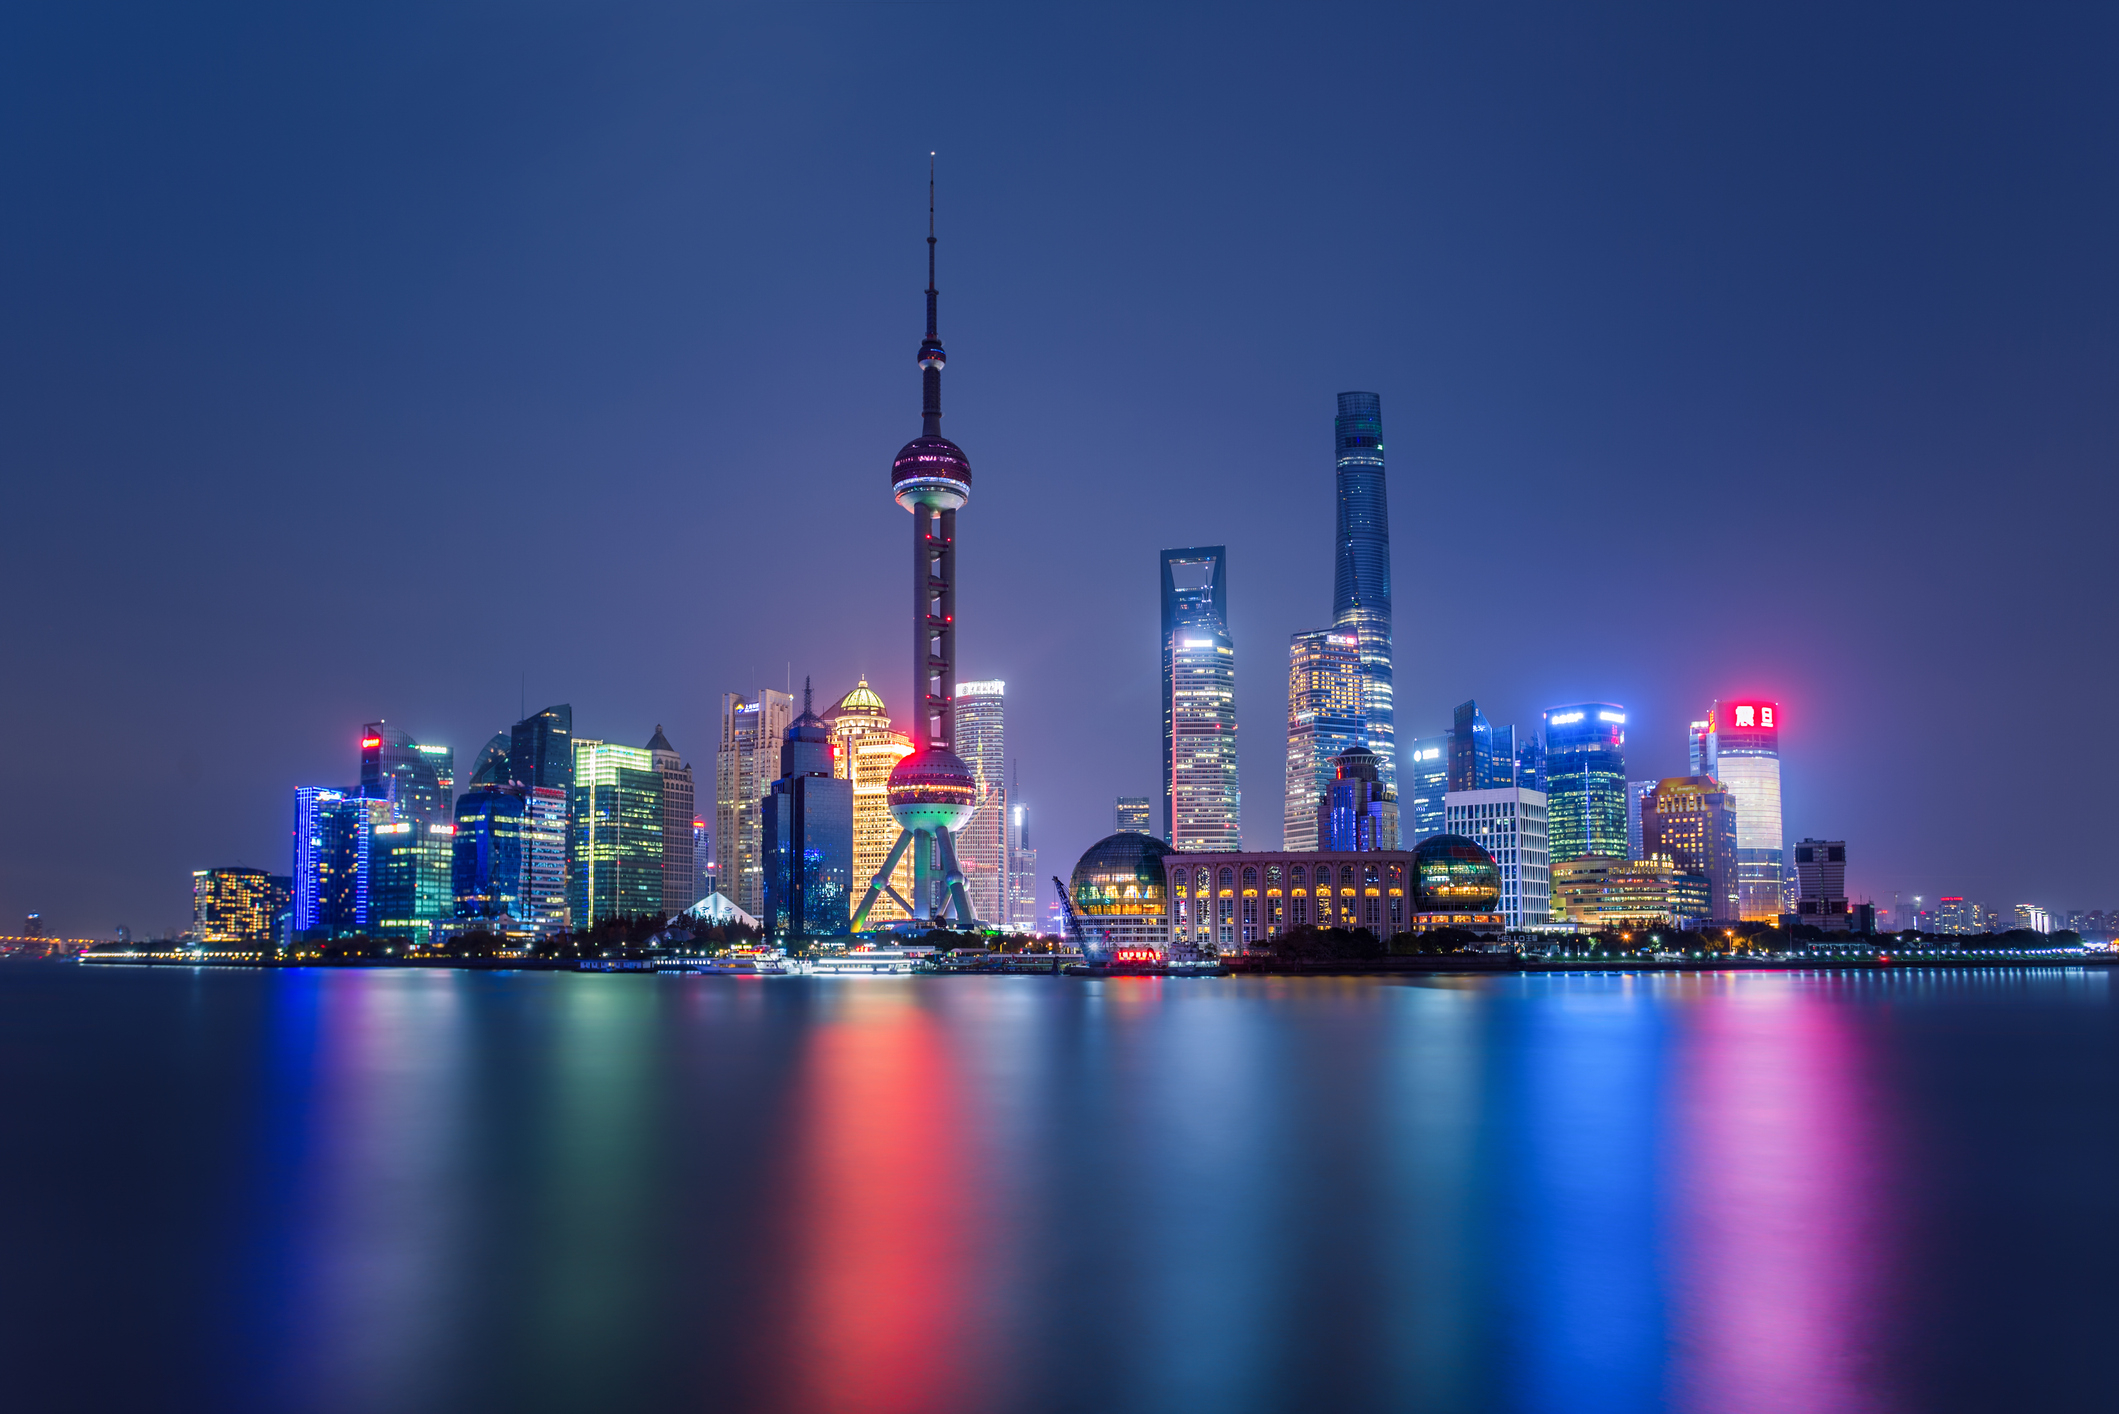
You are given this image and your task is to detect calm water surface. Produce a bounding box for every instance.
[1,964,2113,1413]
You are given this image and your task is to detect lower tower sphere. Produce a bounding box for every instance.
[887,746,977,833]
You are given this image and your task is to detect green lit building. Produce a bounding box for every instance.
[570,738,666,926]
[365,819,455,940]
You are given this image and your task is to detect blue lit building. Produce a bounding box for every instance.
[1332,393,1394,790]
[1542,703,1629,864]
[1404,733,1449,841]
[1448,700,1518,792]
[453,785,527,918]
[1318,746,1399,851]
[762,686,854,940]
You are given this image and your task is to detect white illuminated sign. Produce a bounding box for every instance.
[1597,711,1626,723]
[1549,711,1585,725]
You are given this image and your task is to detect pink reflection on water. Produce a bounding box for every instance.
[777,991,992,1414]
[1668,976,1895,1414]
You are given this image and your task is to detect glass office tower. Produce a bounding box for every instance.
[361,722,451,825]
[1709,700,1784,922]
[1542,704,1628,864]
[954,680,1008,926]
[1284,628,1366,850]
[1403,734,1449,841]
[1332,392,1394,790]
[1162,546,1239,850]
[647,726,696,917]
[453,785,527,918]
[1448,701,1517,792]
[569,738,666,926]
[761,695,855,940]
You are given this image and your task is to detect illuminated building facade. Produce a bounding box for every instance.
[1627,779,1656,860]
[452,785,526,918]
[1541,704,1628,864]
[824,680,915,925]
[953,679,1008,927]
[292,786,358,933]
[1284,628,1365,850]
[718,689,793,918]
[1332,392,1394,789]
[192,868,290,947]
[1161,838,1502,954]
[1162,546,1239,851]
[508,705,574,930]
[360,722,452,825]
[648,725,696,917]
[1640,775,1740,921]
[1069,832,1174,953]
[1404,734,1448,841]
[1793,838,1849,931]
[569,738,665,925]
[1448,701,1517,792]
[1709,699,1784,921]
[1114,797,1152,833]
[1935,897,1980,935]
[1444,786,1550,928]
[1007,783,1039,930]
[762,687,854,939]
[366,819,455,939]
[1550,854,1702,929]
[1319,746,1399,852]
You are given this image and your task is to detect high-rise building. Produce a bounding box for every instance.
[2015,904,2051,934]
[293,786,356,934]
[1515,738,1544,793]
[1162,546,1239,850]
[718,690,794,919]
[1444,786,1549,928]
[823,680,915,925]
[1448,701,1517,792]
[361,722,451,825]
[762,685,855,940]
[1332,392,1394,789]
[510,705,575,792]
[366,819,455,940]
[1404,734,1448,841]
[693,819,714,903]
[1626,780,1657,860]
[1640,776,1740,922]
[1114,796,1152,833]
[1709,700,1784,922]
[850,178,984,930]
[1542,704,1628,864]
[570,738,665,926]
[1283,628,1365,850]
[1688,719,1713,776]
[192,868,289,947]
[468,732,511,786]
[1793,838,1849,931]
[1007,771,1039,931]
[504,705,574,931]
[647,726,696,917]
[1935,897,1979,935]
[1319,746,1400,852]
[954,679,1008,927]
[452,785,526,919]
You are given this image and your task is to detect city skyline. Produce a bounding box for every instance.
[4,7,2115,932]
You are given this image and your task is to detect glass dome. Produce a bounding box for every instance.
[891,435,972,491]
[1070,832,1176,917]
[1412,834,1501,912]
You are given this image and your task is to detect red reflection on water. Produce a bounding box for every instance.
[1669,979,1893,1414]
[778,994,989,1414]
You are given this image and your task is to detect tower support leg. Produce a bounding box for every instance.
[850,828,917,933]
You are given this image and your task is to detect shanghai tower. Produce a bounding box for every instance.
[1333,392,1394,789]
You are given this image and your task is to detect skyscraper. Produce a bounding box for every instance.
[1542,704,1629,864]
[507,705,573,931]
[510,706,574,793]
[851,170,983,929]
[823,679,915,924]
[1626,779,1657,860]
[1688,719,1713,776]
[1641,776,1740,922]
[452,784,526,919]
[1793,838,1849,930]
[293,786,354,934]
[1007,767,1039,930]
[954,679,1008,926]
[366,818,454,940]
[1448,701,1517,792]
[762,684,855,940]
[1709,699,1784,922]
[1114,796,1153,833]
[718,690,794,918]
[1444,786,1549,928]
[1318,746,1400,851]
[1332,392,1394,789]
[360,722,451,825]
[1283,628,1365,850]
[569,738,665,926]
[648,726,696,917]
[1162,546,1239,851]
[1404,734,1448,841]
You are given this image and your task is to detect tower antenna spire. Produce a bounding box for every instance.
[925,152,937,340]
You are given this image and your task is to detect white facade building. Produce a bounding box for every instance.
[1445,786,1550,929]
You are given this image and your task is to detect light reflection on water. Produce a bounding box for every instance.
[2,965,2113,1412]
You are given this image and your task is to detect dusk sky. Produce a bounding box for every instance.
[3,3,2113,936]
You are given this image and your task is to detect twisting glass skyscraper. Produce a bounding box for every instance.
[1333,392,1394,790]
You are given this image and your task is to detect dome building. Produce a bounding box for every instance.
[1411,834,1502,915]
[1069,832,1175,954]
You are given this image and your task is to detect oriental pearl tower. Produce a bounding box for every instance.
[850,164,981,931]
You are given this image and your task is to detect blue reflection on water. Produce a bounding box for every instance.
[3,965,2117,1413]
